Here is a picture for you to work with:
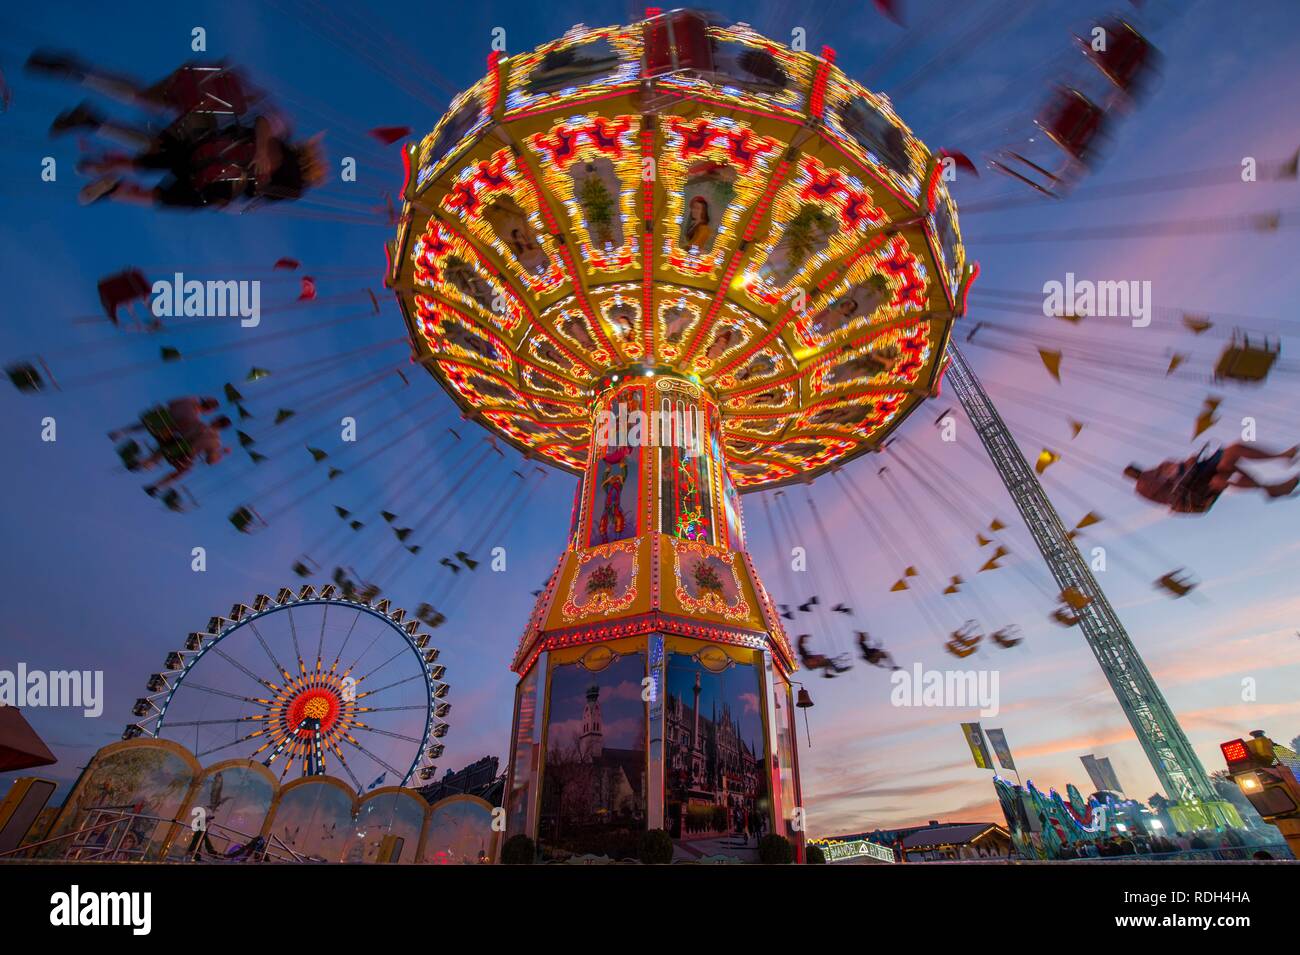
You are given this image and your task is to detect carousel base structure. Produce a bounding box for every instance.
[498,375,806,864]
[503,536,806,864]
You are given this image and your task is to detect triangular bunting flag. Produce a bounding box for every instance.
[1038,348,1062,383]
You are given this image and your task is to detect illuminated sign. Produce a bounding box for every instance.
[818,839,895,864]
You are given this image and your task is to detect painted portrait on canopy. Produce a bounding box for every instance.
[442,255,496,313]
[603,299,639,346]
[678,161,736,255]
[839,97,913,179]
[484,196,549,275]
[823,345,902,386]
[421,92,484,182]
[661,302,694,347]
[557,311,597,352]
[732,351,776,384]
[810,275,890,338]
[710,39,790,95]
[441,318,500,363]
[526,37,624,95]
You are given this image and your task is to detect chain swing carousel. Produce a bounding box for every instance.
[386,10,973,862]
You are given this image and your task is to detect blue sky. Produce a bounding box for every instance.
[1,0,1298,835]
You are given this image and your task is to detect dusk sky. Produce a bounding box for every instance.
[1,0,1297,836]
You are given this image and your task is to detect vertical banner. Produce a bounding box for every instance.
[1097,756,1124,794]
[961,722,993,770]
[1080,754,1107,793]
[985,727,1016,772]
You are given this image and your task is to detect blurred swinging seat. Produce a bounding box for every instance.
[1155,569,1197,598]
[171,64,250,117]
[1080,19,1155,97]
[990,88,1107,197]
[1214,331,1278,383]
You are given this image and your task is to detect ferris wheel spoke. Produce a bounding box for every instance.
[211,646,280,692]
[354,647,407,684]
[195,729,267,759]
[346,620,395,674]
[286,607,306,675]
[341,736,404,781]
[163,717,264,728]
[349,724,423,745]
[330,609,364,670]
[355,672,423,700]
[314,602,329,668]
[331,746,364,792]
[356,704,427,714]
[179,681,268,706]
[248,619,291,680]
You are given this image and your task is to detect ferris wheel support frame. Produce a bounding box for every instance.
[945,342,1217,805]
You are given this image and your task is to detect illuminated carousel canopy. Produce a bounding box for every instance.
[387,9,973,489]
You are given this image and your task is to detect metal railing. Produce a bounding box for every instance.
[0,807,306,863]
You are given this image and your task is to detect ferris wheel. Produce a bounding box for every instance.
[125,586,449,787]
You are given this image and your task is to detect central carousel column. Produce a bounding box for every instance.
[502,370,804,863]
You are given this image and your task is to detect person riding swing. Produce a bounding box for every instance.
[1124,442,1298,514]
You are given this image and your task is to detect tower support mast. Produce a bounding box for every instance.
[945,343,1217,804]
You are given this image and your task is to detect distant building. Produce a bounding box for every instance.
[416,755,504,806]
[825,821,1012,862]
